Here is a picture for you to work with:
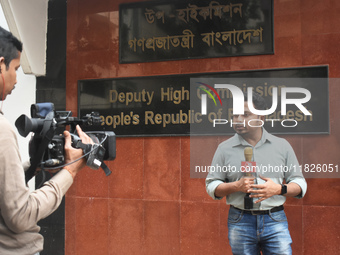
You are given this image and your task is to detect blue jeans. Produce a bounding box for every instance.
[227,206,292,255]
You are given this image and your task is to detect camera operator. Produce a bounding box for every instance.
[0,26,91,255]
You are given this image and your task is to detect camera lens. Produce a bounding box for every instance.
[15,115,45,137]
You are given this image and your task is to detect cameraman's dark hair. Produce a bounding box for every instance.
[0,26,23,69]
[244,91,267,110]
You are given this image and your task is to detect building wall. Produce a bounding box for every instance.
[65,0,340,254]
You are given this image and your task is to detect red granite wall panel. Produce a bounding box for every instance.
[65,0,340,254]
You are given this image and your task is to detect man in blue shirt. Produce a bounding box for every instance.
[206,92,307,255]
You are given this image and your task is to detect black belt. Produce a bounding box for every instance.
[232,205,284,215]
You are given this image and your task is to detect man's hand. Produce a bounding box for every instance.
[214,176,255,198]
[237,176,255,193]
[63,125,93,178]
[248,176,281,203]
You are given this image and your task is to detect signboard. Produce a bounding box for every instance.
[119,0,274,63]
[78,66,329,137]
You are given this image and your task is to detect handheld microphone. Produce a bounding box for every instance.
[243,147,254,209]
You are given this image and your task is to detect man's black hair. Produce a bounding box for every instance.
[0,26,23,69]
[244,91,267,110]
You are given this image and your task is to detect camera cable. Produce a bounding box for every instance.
[41,133,108,171]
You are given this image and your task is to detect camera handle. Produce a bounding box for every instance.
[73,139,112,176]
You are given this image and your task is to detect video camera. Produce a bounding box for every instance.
[15,103,116,183]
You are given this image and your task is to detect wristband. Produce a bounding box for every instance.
[64,166,75,179]
[280,184,287,195]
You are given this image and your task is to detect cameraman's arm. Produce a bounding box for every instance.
[0,124,90,233]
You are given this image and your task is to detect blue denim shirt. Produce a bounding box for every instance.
[206,129,307,210]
